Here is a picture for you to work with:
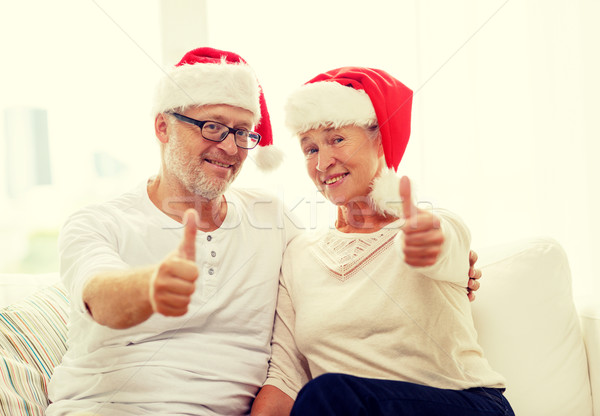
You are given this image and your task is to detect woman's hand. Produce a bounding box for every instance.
[400,176,483,300]
[399,176,444,267]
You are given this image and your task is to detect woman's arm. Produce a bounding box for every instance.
[250,385,294,416]
[397,176,471,284]
[255,257,312,415]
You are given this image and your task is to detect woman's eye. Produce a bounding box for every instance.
[304,148,317,156]
[333,137,344,144]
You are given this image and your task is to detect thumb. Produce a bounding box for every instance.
[178,209,198,261]
[399,176,416,219]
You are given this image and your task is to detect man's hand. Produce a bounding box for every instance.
[467,250,482,302]
[149,209,200,316]
[399,176,444,267]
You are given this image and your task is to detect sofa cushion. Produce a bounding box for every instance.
[0,283,69,416]
[473,237,593,416]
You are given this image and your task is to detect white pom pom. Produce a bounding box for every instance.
[368,168,402,217]
[252,145,284,171]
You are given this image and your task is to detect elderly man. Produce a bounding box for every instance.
[46,47,300,416]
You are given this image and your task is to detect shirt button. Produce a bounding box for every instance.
[211,251,216,257]
[207,235,212,242]
[208,268,215,275]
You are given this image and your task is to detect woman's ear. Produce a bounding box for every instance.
[155,113,169,144]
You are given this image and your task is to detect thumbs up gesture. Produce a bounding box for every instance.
[399,176,444,267]
[149,209,200,316]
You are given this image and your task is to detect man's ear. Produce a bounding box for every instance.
[155,113,169,144]
[377,136,385,158]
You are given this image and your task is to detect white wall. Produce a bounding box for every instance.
[204,0,600,298]
[1,0,598,298]
[0,0,163,270]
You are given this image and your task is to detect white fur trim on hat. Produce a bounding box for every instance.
[368,168,402,217]
[284,81,377,134]
[152,60,261,124]
[251,145,284,171]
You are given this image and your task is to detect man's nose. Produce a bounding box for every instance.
[216,132,239,155]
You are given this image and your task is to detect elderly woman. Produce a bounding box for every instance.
[251,67,514,416]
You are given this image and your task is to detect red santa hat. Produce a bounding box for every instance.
[152,47,282,171]
[285,66,413,171]
[285,67,414,217]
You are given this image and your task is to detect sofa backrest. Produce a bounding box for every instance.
[0,273,61,307]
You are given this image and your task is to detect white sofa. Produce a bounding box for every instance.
[473,237,600,415]
[1,237,599,415]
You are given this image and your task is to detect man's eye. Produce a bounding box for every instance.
[205,123,220,131]
[333,137,344,144]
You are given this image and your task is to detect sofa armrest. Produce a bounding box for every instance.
[579,299,600,416]
[474,237,593,416]
[1,282,69,415]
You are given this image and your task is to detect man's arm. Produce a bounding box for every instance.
[83,266,154,329]
[83,209,200,329]
[251,385,294,416]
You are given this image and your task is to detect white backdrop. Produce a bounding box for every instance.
[0,0,598,298]
[206,0,600,299]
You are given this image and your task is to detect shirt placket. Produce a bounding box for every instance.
[201,233,219,301]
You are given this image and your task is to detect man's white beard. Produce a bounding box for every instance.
[163,131,240,200]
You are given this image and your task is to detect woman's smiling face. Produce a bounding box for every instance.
[299,124,384,206]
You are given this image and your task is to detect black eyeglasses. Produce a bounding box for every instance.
[168,112,261,149]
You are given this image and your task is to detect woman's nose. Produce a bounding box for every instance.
[316,147,335,172]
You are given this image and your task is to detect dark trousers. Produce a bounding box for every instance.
[291,373,515,416]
